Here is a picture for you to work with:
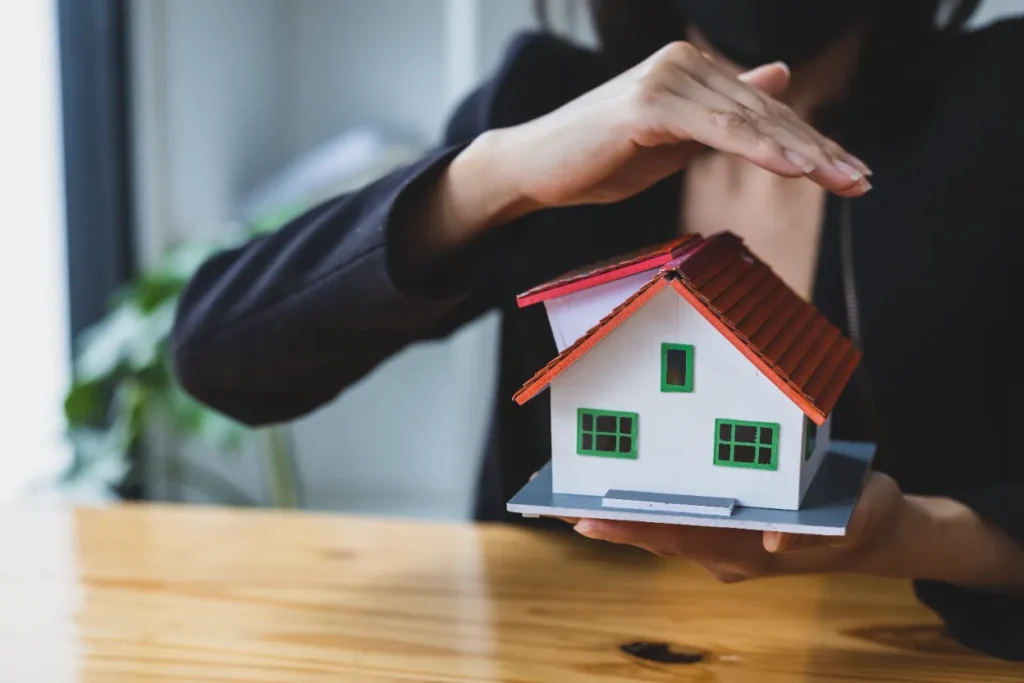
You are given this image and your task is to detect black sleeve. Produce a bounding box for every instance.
[907,18,1024,662]
[914,247,1024,663]
[170,33,566,427]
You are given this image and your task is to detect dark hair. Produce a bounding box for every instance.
[536,0,983,144]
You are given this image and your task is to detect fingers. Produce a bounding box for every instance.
[649,43,873,196]
[575,519,681,556]
[573,518,747,556]
[654,73,808,178]
[655,96,817,180]
[738,61,791,100]
[748,117,872,196]
[762,530,835,553]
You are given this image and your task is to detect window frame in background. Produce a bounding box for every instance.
[57,0,141,499]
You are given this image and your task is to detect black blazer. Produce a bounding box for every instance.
[172,23,1024,660]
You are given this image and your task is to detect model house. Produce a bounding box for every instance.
[512,232,861,514]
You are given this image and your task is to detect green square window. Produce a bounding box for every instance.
[661,343,694,392]
[804,417,817,461]
[714,419,779,470]
[577,408,638,459]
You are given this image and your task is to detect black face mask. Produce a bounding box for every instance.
[676,0,876,68]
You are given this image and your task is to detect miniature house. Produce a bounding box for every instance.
[513,232,861,513]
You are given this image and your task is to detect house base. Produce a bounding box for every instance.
[507,440,877,536]
[602,490,736,516]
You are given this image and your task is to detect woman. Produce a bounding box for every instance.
[171,1,1023,659]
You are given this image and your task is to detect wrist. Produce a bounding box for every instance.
[443,129,540,242]
[868,494,1024,588]
[857,493,932,578]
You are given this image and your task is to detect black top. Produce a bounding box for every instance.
[172,23,1023,660]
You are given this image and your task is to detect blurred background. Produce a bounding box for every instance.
[2,0,1021,521]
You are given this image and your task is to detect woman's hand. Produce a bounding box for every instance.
[483,42,870,213]
[563,472,1024,590]
[415,41,873,267]
[567,472,906,583]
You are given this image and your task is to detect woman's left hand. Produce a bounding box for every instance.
[566,471,909,582]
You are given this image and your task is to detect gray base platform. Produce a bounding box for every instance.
[507,440,877,536]
[602,490,736,516]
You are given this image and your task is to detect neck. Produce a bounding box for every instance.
[686,23,866,121]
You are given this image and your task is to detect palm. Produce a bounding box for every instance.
[568,472,906,582]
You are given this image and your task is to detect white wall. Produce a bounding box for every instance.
[0,2,71,501]
[550,288,806,509]
[131,0,567,517]
[283,0,449,155]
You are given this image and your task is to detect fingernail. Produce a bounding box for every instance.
[783,149,815,174]
[772,61,791,78]
[854,177,873,193]
[832,158,863,182]
[764,531,785,553]
[574,520,599,538]
[846,153,873,176]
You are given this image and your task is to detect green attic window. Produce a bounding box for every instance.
[661,343,694,392]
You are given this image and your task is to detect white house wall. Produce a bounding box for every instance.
[799,414,832,504]
[549,287,806,510]
[543,270,658,351]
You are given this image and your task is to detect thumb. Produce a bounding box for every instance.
[739,61,791,99]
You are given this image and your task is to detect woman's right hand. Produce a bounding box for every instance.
[495,41,870,211]
[410,41,871,268]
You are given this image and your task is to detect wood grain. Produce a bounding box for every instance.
[0,503,1018,682]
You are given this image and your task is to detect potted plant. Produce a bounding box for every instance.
[60,234,300,507]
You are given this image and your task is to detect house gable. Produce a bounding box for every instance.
[515,232,861,428]
[549,287,805,510]
[544,268,658,352]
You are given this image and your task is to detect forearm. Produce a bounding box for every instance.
[171,144,508,426]
[867,495,1024,590]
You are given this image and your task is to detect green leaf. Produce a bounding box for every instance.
[127,300,177,370]
[64,379,108,427]
[194,408,250,451]
[134,274,182,312]
[248,202,307,236]
[111,378,149,446]
[74,298,179,383]
[64,427,132,487]
[150,240,230,283]
[74,304,149,382]
[137,355,173,393]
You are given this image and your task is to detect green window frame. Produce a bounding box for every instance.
[661,343,695,393]
[577,408,638,459]
[804,417,817,461]
[714,419,779,470]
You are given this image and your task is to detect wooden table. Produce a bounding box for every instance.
[0,504,1019,682]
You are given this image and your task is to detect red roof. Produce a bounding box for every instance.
[516,235,699,308]
[513,232,861,426]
